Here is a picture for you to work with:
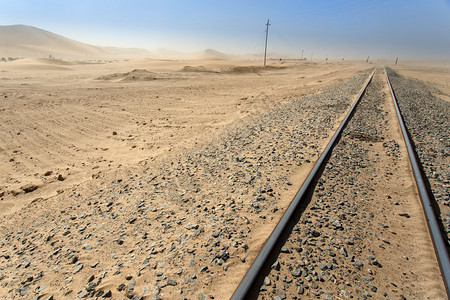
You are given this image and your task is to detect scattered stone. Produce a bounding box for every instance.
[21,184,38,193]
[167,278,177,286]
[271,261,281,271]
[102,290,112,298]
[280,246,290,253]
[86,282,97,292]
[73,264,83,274]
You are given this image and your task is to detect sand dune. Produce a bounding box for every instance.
[0,25,110,59]
[0,25,233,61]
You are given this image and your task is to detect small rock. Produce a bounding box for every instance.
[86,282,97,292]
[21,184,38,193]
[291,267,302,277]
[362,276,374,284]
[91,261,99,268]
[73,264,83,274]
[167,279,177,286]
[103,290,112,297]
[198,293,206,300]
[276,289,287,299]
[19,285,31,296]
[322,292,333,300]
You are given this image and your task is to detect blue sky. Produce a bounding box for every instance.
[1,0,450,60]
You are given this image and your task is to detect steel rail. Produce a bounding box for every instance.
[385,67,450,297]
[231,68,376,300]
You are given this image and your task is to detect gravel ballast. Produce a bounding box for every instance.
[258,70,447,299]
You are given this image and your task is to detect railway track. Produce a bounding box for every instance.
[231,68,449,299]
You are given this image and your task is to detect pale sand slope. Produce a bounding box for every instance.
[0,25,108,59]
[0,24,153,60]
[0,25,234,61]
[0,59,370,218]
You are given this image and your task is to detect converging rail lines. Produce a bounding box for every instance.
[231,68,449,299]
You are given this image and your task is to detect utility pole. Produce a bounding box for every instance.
[301,49,304,60]
[264,19,271,66]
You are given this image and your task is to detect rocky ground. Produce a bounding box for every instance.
[1,65,447,300]
[258,69,447,300]
[386,68,450,244]
[0,70,371,299]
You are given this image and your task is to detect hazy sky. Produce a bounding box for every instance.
[1,0,450,60]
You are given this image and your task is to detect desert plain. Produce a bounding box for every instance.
[0,57,449,299]
[0,58,372,216]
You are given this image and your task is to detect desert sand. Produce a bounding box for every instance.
[0,57,449,299]
[0,58,369,217]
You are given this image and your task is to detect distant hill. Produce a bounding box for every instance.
[191,49,230,60]
[146,48,231,60]
[0,24,235,61]
[0,25,151,60]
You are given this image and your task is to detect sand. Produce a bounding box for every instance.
[0,59,368,217]
[0,58,448,299]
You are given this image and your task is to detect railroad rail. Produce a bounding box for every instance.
[385,67,450,296]
[230,69,376,299]
[230,68,449,299]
